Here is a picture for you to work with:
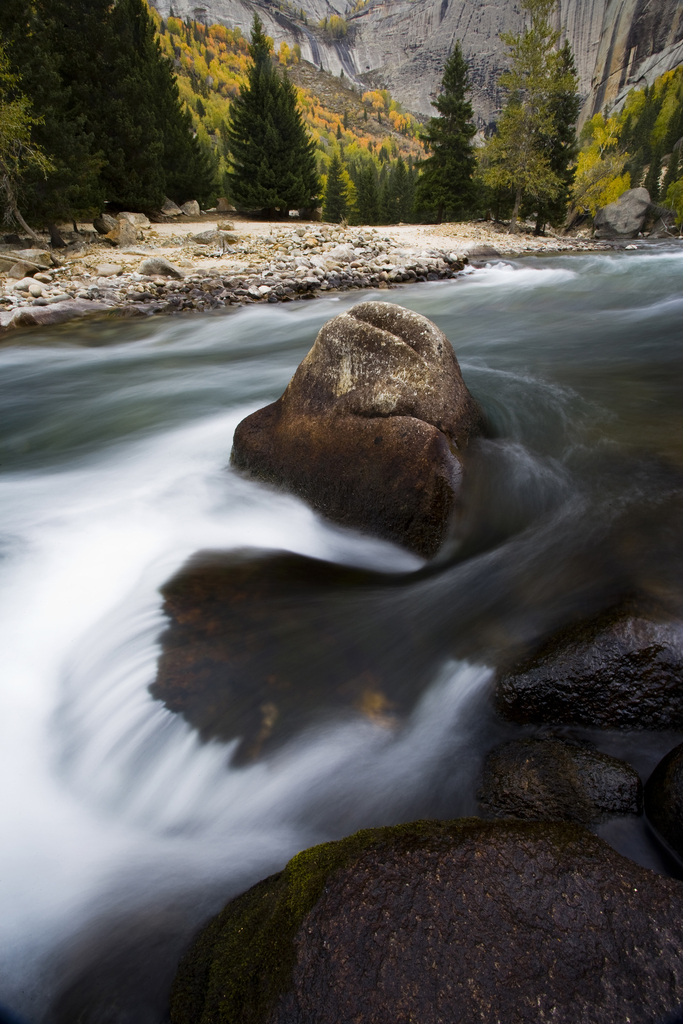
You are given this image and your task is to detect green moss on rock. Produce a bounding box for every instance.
[169,818,589,1024]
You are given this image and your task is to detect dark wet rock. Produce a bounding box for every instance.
[151,548,439,762]
[645,741,683,862]
[170,818,683,1024]
[496,604,683,730]
[0,299,111,334]
[594,187,651,239]
[231,302,484,558]
[479,736,642,824]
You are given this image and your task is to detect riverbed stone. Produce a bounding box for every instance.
[594,187,651,238]
[496,604,683,730]
[479,737,642,824]
[138,256,183,279]
[230,302,484,558]
[170,818,683,1024]
[645,741,683,861]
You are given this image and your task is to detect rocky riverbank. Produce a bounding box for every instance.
[0,216,617,338]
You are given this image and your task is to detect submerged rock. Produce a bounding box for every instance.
[645,741,683,861]
[496,604,683,730]
[479,737,642,824]
[150,548,439,762]
[594,187,651,238]
[170,818,683,1024]
[231,302,484,558]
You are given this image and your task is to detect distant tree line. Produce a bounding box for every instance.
[0,0,213,231]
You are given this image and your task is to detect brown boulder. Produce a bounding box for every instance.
[231,302,484,557]
[170,818,683,1024]
[496,603,683,730]
[479,736,642,824]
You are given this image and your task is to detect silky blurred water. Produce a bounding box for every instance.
[1,246,683,1022]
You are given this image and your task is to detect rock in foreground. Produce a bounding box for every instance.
[231,302,484,557]
[170,818,683,1024]
[496,604,683,730]
[645,741,683,862]
[479,737,642,824]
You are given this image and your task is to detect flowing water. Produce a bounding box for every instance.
[2,246,683,1022]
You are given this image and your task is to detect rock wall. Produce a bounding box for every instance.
[153,0,683,122]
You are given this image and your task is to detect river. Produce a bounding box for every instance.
[1,247,683,1022]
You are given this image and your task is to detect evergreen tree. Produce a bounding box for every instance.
[226,15,319,215]
[480,0,577,231]
[413,41,477,222]
[0,0,108,224]
[389,156,414,221]
[323,150,348,221]
[355,163,379,223]
[102,0,212,209]
[379,175,392,223]
[531,40,580,232]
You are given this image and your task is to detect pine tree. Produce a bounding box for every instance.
[480,0,577,232]
[102,0,213,210]
[390,157,414,221]
[355,163,379,223]
[531,41,580,232]
[413,41,477,222]
[323,151,348,221]
[227,15,319,215]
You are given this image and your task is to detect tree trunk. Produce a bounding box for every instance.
[48,222,67,248]
[509,188,522,233]
[437,203,444,224]
[534,210,545,236]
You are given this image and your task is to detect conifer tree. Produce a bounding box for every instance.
[480,0,578,232]
[531,40,580,232]
[355,163,379,223]
[323,151,348,221]
[413,41,477,222]
[227,15,319,215]
[102,0,212,209]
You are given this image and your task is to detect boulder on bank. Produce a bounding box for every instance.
[180,200,200,217]
[161,197,183,217]
[479,737,642,824]
[105,216,137,247]
[645,741,683,861]
[230,302,485,558]
[594,187,651,238]
[93,213,117,234]
[496,604,683,730]
[138,256,184,279]
[170,818,683,1024]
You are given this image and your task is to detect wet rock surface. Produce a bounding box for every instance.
[170,818,683,1024]
[645,741,683,862]
[479,736,642,824]
[150,548,441,762]
[231,302,484,557]
[496,604,683,730]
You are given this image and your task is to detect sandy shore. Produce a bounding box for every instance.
[0,215,616,338]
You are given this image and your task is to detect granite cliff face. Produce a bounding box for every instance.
[154,0,683,121]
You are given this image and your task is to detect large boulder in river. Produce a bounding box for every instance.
[645,741,683,861]
[479,737,642,824]
[496,604,683,730]
[230,302,485,557]
[594,186,651,238]
[170,818,683,1024]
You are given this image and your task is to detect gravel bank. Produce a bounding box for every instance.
[0,217,616,338]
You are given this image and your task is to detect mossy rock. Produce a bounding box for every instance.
[170,817,683,1024]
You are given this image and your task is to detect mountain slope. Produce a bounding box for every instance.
[152,0,683,123]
